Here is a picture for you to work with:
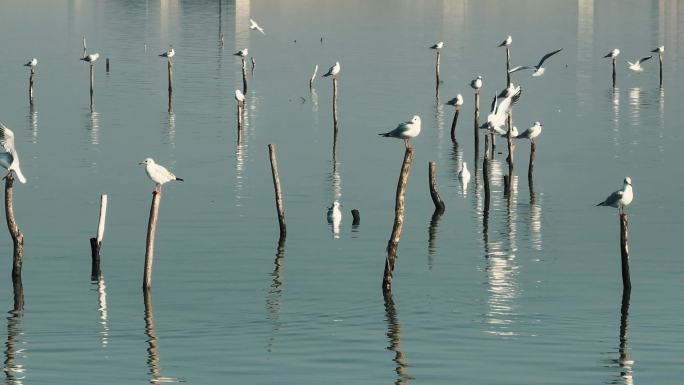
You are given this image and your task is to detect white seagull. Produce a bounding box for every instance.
[139,158,183,192]
[249,19,265,34]
[81,53,100,63]
[235,89,245,105]
[446,94,464,107]
[0,122,27,184]
[498,35,512,47]
[470,75,483,91]
[516,121,543,143]
[604,48,620,59]
[158,47,175,58]
[501,125,519,138]
[323,61,341,78]
[458,162,471,193]
[597,177,633,215]
[509,48,563,77]
[233,48,249,58]
[627,56,652,72]
[379,115,421,149]
[651,46,664,54]
[24,58,38,67]
[480,84,522,135]
[430,41,444,50]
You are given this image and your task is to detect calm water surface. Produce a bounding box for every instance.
[0,0,682,384]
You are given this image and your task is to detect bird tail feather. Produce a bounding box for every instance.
[175,177,184,182]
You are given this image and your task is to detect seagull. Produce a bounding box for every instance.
[470,75,482,91]
[158,47,175,58]
[0,122,27,184]
[480,84,522,134]
[651,46,664,54]
[458,162,471,193]
[235,89,245,105]
[24,58,38,67]
[627,56,652,72]
[446,94,464,107]
[498,35,512,47]
[430,41,444,50]
[327,201,342,238]
[233,48,248,58]
[323,61,341,78]
[597,177,633,215]
[508,48,563,77]
[501,125,519,138]
[139,158,183,192]
[516,121,543,143]
[249,19,265,34]
[379,115,421,149]
[604,48,620,59]
[81,53,100,63]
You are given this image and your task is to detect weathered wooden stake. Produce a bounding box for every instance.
[89,64,95,111]
[528,141,536,179]
[612,57,617,88]
[4,175,24,279]
[658,54,663,87]
[482,155,491,213]
[382,148,414,293]
[106,58,110,73]
[351,209,360,226]
[435,50,441,96]
[90,194,108,279]
[428,161,445,214]
[450,106,460,143]
[506,114,515,165]
[167,59,173,94]
[619,214,631,291]
[28,67,35,105]
[241,57,248,94]
[142,190,162,290]
[332,77,339,129]
[251,57,256,74]
[268,144,287,239]
[474,91,480,165]
[506,47,511,88]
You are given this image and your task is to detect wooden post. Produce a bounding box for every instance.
[658,54,663,87]
[309,65,318,90]
[142,191,162,290]
[435,50,440,96]
[106,58,110,73]
[506,47,511,88]
[612,58,617,88]
[382,148,414,293]
[619,214,631,291]
[450,106,460,143]
[351,209,360,226]
[332,77,339,130]
[268,144,287,239]
[89,64,95,111]
[241,57,248,94]
[474,91,480,165]
[90,194,108,279]
[482,155,491,214]
[167,59,173,94]
[251,57,256,74]
[428,161,445,214]
[4,175,24,279]
[29,67,35,105]
[528,141,536,180]
[506,114,515,165]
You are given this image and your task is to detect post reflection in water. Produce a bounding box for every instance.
[27,105,38,144]
[4,278,25,385]
[628,88,641,126]
[327,115,342,238]
[266,237,285,352]
[87,110,100,145]
[92,274,110,347]
[607,290,633,385]
[427,209,442,268]
[235,96,253,209]
[164,111,176,146]
[610,88,620,147]
[383,291,412,385]
[143,291,180,384]
[435,93,445,156]
[527,175,543,251]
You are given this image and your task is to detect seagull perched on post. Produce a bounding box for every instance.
[429,41,444,50]
[515,121,542,143]
[597,177,633,215]
[81,53,100,63]
[235,89,246,107]
[627,56,652,72]
[604,48,620,59]
[651,46,664,54]
[0,122,27,184]
[24,58,38,67]
[498,35,512,47]
[470,75,482,91]
[509,48,563,77]
[139,158,183,192]
[233,48,248,58]
[158,46,175,59]
[446,94,464,107]
[379,115,421,149]
[323,61,341,79]
[249,19,265,34]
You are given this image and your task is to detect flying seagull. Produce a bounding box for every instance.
[379,115,421,149]
[0,122,27,184]
[509,48,563,76]
[627,56,652,72]
[597,177,633,215]
[480,84,522,135]
[249,19,265,34]
[139,158,183,192]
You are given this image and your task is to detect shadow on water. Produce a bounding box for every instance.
[143,290,181,384]
[4,278,25,385]
[383,291,412,385]
[266,237,286,352]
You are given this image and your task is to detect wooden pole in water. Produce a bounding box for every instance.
[241,57,248,94]
[143,190,162,290]
[474,91,480,166]
[482,154,491,213]
[89,64,95,111]
[450,106,460,143]
[619,214,631,291]
[106,58,110,73]
[251,57,256,74]
[28,67,35,105]
[435,50,440,95]
[4,174,24,279]
[612,57,617,88]
[428,161,445,214]
[506,115,515,165]
[658,54,663,87]
[528,141,536,180]
[268,144,287,239]
[90,194,108,279]
[351,209,360,226]
[506,47,511,88]
[382,148,414,293]
[167,59,173,94]
[332,77,339,129]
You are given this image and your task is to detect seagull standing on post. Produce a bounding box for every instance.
[379,115,421,149]
[516,121,542,143]
[24,58,38,68]
[323,62,341,79]
[597,177,633,215]
[81,53,100,63]
[158,46,175,59]
[139,158,183,193]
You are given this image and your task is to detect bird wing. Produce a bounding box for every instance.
[508,66,534,74]
[0,122,17,154]
[638,55,652,64]
[600,190,623,206]
[489,93,498,114]
[536,48,563,67]
[495,87,521,115]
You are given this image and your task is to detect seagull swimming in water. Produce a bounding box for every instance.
[627,56,652,72]
[509,48,563,77]
[379,115,421,149]
[498,35,512,47]
[597,177,633,215]
[0,122,27,184]
[516,121,542,143]
[470,75,482,91]
[158,47,175,59]
[233,48,248,58]
[81,53,100,63]
[323,62,341,79]
[249,19,265,34]
[604,48,620,59]
[139,158,183,192]
[430,41,444,50]
[24,58,38,67]
[446,94,464,107]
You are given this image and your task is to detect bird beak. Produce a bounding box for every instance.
[138,161,145,165]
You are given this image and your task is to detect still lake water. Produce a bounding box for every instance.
[0,0,683,383]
